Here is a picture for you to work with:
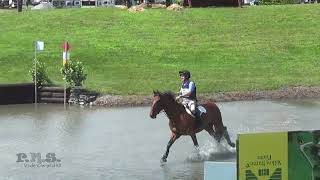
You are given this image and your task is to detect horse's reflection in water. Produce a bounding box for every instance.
[161,161,203,180]
[149,90,235,164]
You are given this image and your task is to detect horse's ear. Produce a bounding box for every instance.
[153,90,160,96]
[156,90,161,96]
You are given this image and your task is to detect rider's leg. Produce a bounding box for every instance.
[189,100,196,115]
[189,100,201,120]
[181,98,189,107]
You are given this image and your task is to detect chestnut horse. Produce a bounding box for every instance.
[149,90,235,163]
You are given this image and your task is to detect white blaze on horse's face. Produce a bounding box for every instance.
[150,94,162,119]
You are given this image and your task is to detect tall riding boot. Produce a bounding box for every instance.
[193,108,201,121]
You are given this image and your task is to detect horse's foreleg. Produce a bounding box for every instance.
[161,133,180,163]
[190,134,199,151]
[191,134,200,159]
[223,126,235,148]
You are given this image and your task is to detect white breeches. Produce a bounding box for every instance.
[182,98,196,113]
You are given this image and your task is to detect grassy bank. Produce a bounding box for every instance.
[0,5,319,95]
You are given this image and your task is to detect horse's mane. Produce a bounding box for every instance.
[154,90,175,101]
[153,90,185,117]
[162,91,175,101]
[154,90,182,107]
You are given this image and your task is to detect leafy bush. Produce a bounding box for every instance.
[29,59,52,87]
[174,0,183,5]
[61,60,87,88]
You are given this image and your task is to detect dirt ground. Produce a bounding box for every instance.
[92,86,320,107]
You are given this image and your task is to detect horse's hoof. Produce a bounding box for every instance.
[160,158,167,165]
[230,142,235,148]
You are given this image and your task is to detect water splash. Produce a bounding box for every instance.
[186,139,236,162]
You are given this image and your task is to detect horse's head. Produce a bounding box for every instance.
[149,90,175,119]
[150,90,163,119]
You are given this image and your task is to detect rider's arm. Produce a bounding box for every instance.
[177,87,182,96]
[181,82,195,97]
[175,87,183,100]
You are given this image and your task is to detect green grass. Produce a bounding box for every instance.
[0,5,320,95]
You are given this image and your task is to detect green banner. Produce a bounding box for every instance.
[238,131,320,180]
[238,132,288,180]
[288,131,320,180]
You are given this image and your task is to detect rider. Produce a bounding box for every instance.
[176,70,199,119]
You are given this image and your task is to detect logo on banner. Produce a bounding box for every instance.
[16,152,62,168]
[238,132,288,180]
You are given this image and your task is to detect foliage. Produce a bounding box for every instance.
[29,59,52,87]
[61,60,87,88]
[174,0,183,5]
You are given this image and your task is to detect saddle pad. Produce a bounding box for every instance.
[184,105,207,117]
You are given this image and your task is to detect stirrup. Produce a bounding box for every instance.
[192,112,200,120]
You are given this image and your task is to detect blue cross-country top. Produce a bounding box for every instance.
[180,80,197,101]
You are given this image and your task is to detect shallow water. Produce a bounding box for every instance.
[0,98,319,180]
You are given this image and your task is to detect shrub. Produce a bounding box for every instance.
[175,0,183,5]
[29,59,52,87]
[61,60,87,88]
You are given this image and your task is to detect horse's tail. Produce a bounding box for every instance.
[214,104,225,135]
[211,103,235,147]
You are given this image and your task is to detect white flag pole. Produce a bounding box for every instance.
[34,42,37,106]
[63,50,67,109]
[64,77,66,109]
[62,42,70,109]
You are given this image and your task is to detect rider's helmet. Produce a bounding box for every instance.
[179,70,191,79]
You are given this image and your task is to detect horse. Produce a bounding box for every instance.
[149,90,235,163]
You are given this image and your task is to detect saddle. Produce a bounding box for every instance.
[183,104,207,118]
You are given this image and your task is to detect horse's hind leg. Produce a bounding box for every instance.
[206,126,235,148]
[161,133,181,164]
[205,126,222,142]
[223,126,235,148]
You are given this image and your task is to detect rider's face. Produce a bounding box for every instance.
[180,75,186,82]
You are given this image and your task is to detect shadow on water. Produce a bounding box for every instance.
[203,150,237,161]
[277,98,320,108]
[161,162,203,180]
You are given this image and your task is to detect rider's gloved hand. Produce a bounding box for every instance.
[175,95,182,101]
